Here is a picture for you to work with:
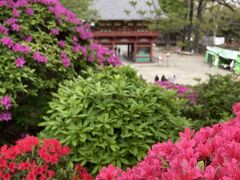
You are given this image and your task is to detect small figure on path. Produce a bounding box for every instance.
[154,75,159,82]
[161,75,167,82]
[166,52,171,66]
[158,55,163,65]
[118,48,121,56]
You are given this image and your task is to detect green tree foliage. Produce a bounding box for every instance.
[217,7,240,43]
[131,0,240,51]
[59,0,98,20]
[39,66,191,174]
[151,0,188,39]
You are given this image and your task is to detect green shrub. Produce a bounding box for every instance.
[39,66,191,174]
[183,74,240,129]
[0,0,119,144]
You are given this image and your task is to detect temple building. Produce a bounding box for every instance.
[91,0,159,63]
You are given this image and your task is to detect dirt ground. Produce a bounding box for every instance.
[120,46,231,85]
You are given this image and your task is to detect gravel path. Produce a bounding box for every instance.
[121,47,231,85]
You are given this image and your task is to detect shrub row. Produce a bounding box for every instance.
[97,103,240,179]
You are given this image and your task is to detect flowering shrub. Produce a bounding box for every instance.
[0,0,120,143]
[155,81,196,104]
[39,66,190,174]
[189,74,240,128]
[96,102,240,180]
[0,136,93,179]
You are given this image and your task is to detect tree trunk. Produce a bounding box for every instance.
[186,0,194,51]
[193,0,206,53]
[165,34,170,50]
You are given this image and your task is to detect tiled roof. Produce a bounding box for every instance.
[91,0,159,20]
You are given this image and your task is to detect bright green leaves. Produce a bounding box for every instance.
[40,66,190,174]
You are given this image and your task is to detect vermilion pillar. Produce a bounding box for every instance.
[127,44,130,59]
[150,41,153,62]
[133,43,137,63]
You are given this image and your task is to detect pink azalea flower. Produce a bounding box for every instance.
[233,103,240,115]
[96,165,122,180]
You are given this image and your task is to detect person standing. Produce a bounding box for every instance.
[118,48,121,56]
[166,52,171,66]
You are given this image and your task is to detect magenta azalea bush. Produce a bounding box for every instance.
[0,0,120,142]
[155,81,196,104]
[96,102,240,179]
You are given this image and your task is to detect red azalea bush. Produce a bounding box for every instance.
[96,102,240,180]
[0,136,93,180]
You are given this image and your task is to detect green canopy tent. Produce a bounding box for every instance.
[205,46,240,74]
[235,55,240,74]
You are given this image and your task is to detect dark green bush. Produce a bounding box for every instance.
[183,74,240,129]
[39,66,191,174]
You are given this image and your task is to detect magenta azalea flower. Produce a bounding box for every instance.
[0,25,8,35]
[58,40,65,48]
[0,96,11,110]
[12,43,30,54]
[80,46,87,57]
[61,52,70,67]
[5,17,17,25]
[13,9,20,17]
[0,1,7,7]
[87,56,94,62]
[1,37,13,48]
[25,8,34,15]
[25,35,32,42]
[33,51,48,63]
[0,112,12,122]
[16,57,26,67]
[73,44,81,53]
[50,28,60,35]
[11,23,21,32]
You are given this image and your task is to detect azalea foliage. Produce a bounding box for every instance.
[0,136,93,179]
[39,66,190,174]
[97,103,240,180]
